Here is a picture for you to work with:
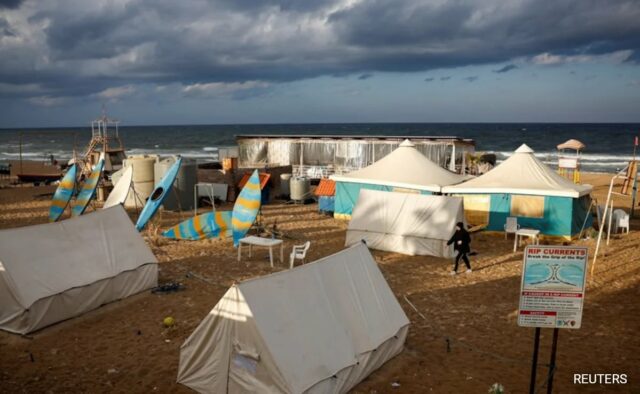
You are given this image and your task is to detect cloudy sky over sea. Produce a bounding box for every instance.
[0,0,639,127]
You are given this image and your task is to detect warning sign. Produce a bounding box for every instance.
[518,245,588,329]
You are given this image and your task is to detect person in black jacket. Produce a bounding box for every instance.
[447,222,472,275]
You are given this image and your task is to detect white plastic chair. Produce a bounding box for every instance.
[615,211,630,234]
[289,241,311,269]
[504,217,520,239]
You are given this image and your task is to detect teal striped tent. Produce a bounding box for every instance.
[331,140,467,219]
[442,144,593,240]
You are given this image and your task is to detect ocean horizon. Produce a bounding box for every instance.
[1,122,639,173]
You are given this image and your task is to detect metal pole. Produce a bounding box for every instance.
[632,161,638,218]
[19,131,23,175]
[546,328,560,394]
[592,168,624,276]
[606,199,613,246]
[529,327,541,394]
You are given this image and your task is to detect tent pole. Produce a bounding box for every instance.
[578,199,595,239]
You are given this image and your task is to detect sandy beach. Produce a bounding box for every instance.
[0,172,638,393]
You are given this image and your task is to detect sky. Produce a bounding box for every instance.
[0,0,639,127]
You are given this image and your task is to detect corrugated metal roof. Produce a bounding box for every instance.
[314,179,336,196]
[238,172,271,189]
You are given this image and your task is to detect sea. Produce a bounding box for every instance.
[1,123,638,173]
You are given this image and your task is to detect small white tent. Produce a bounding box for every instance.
[0,205,158,334]
[346,189,465,257]
[177,243,409,394]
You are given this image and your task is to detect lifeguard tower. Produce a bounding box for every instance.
[557,139,584,183]
[78,111,126,175]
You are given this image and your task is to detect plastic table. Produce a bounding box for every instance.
[237,236,284,267]
[514,228,540,252]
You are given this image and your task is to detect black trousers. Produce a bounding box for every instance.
[453,251,471,271]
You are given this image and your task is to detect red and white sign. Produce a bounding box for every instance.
[518,246,588,329]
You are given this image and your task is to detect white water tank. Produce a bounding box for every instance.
[154,156,197,211]
[290,177,310,202]
[280,173,292,197]
[123,155,157,208]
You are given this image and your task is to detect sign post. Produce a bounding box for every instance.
[518,245,588,393]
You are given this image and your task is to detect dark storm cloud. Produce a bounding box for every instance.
[0,0,639,101]
[358,73,372,80]
[0,0,23,9]
[0,17,15,37]
[494,64,518,73]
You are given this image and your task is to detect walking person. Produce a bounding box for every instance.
[447,222,472,275]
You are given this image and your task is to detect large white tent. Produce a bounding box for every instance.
[0,205,158,334]
[346,189,465,257]
[442,144,591,197]
[331,139,467,219]
[442,144,593,239]
[177,243,409,394]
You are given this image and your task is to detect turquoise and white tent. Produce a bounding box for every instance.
[442,144,593,240]
[330,140,467,219]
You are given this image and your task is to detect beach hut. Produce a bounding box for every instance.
[442,144,593,240]
[177,243,409,394]
[346,190,465,257]
[0,206,158,334]
[331,139,467,219]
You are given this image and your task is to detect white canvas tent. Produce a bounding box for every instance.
[331,139,466,192]
[346,189,465,258]
[442,144,592,197]
[0,205,158,334]
[441,144,593,239]
[177,243,409,394]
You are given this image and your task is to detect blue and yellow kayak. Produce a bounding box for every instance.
[232,170,262,246]
[162,211,232,240]
[49,164,78,222]
[136,157,182,231]
[71,159,105,217]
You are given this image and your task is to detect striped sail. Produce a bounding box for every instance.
[162,211,232,240]
[49,165,78,222]
[232,170,262,246]
[71,159,104,217]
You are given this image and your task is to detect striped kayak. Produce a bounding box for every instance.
[49,164,78,222]
[232,170,262,246]
[72,159,105,217]
[162,211,232,240]
[135,157,182,231]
